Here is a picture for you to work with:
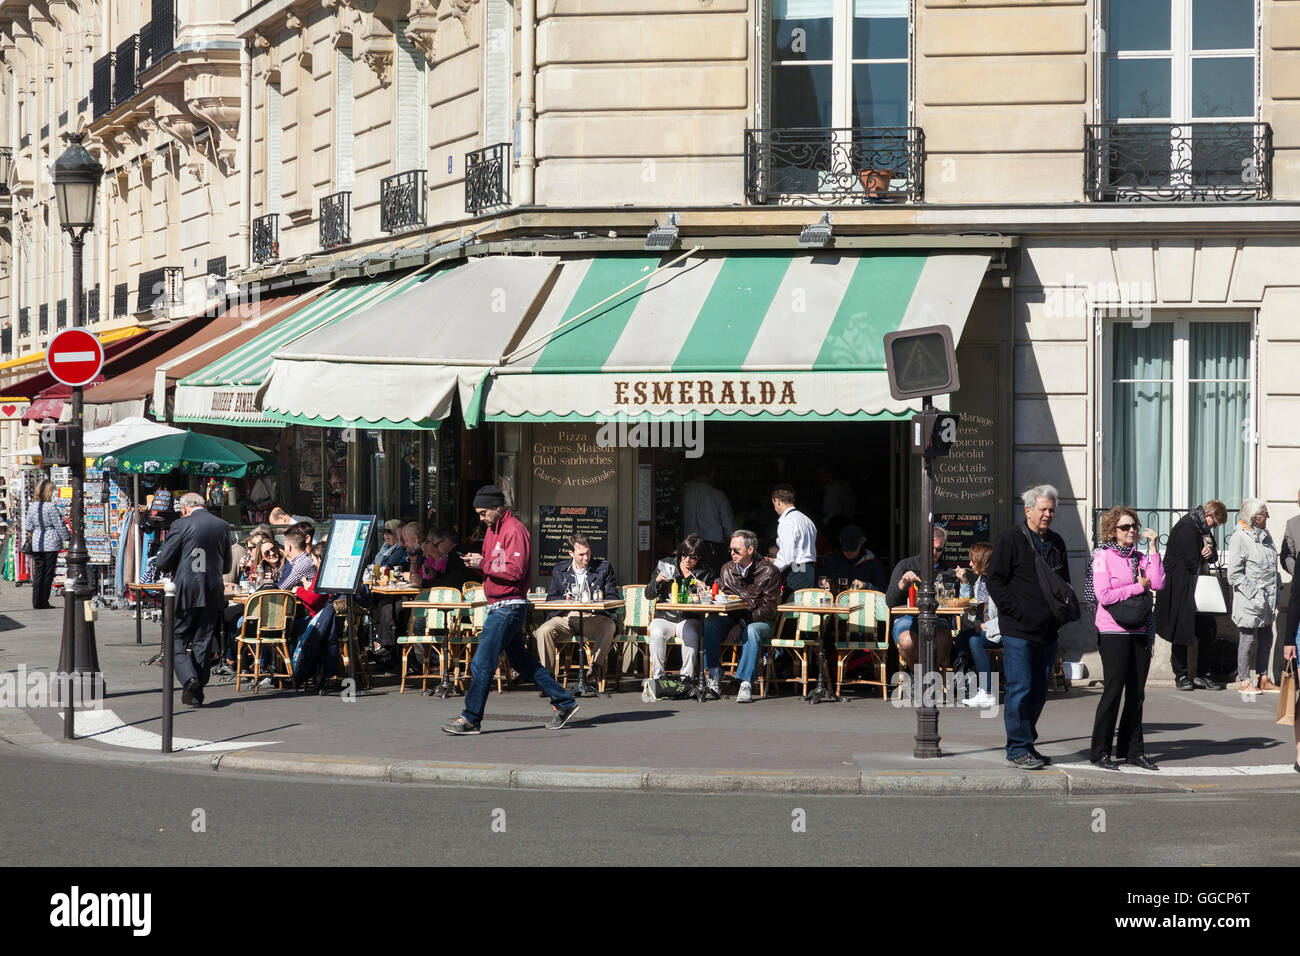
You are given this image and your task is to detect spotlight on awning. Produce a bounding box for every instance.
[644,213,679,251]
[798,213,833,248]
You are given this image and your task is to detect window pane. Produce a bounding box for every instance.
[1108,0,1171,51]
[1192,57,1254,117]
[1190,322,1252,510]
[852,63,907,126]
[1193,0,1254,50]
[773,0,833,61]
[1111,323,1173,512]
[853,0,907,59]
[1190,321,1249,379]
[773,63,833,127]
[1108,58,1172,118]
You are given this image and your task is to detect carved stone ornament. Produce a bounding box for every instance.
[356,13,394,84]
[448,0,481,40]
[405,0,439,61]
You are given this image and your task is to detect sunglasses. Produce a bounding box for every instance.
[1116,523,1139,532]
[729,547,747,554]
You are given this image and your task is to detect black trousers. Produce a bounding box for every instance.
[31,551,59,608]
[173,606,220,689]
[375,597,408,649]
[1169,615,1217,680]
[1091,631,1151,760]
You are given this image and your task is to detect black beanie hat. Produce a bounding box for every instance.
[473,485,506,509]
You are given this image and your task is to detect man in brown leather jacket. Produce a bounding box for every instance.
[701,529,783,703]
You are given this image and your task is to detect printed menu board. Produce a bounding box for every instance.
[317,514,376,594]
[537,505,609,576]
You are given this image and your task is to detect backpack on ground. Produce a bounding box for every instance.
[642,676,694,701]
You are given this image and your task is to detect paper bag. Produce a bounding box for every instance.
[1276,659,1297,727]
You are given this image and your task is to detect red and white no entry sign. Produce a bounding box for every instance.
[45,328,105,387]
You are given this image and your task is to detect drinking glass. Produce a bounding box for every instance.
[838,578,849,593]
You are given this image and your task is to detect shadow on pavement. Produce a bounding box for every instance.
[1146,736,1286,761]
[0,615,25,632]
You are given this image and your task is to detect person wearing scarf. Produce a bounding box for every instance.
[1087,506,1165,771]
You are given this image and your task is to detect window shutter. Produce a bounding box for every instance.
[484,0,513,147]
[268,81,282,214]
[336,48,355,189]
[394,23,426,173]
[756,0,770,130]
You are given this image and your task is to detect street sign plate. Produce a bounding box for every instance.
[45,328,104,387]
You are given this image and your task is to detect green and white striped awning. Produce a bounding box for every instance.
[173,271,436,427]
[478,250,990,422]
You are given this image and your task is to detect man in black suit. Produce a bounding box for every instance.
[534,533,620,693]
[155,491,233,707]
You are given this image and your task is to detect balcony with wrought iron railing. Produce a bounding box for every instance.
[466,143,511,214]
[38,304,48,335]
[136,266,184,314]
[86,285,100,324]
[18,307,29,337]
[113,282,129,318]
[253,214,280,263]
[1084,123,1273,202]
[92,54,115,120]
[0,147,10,196]
[320,191,351,249]
[56,298,67,329]
[136,23,154,77]
[744,127,925,205]
[206,257,227,278]
[151,0,176,64]
[380,169,426,233]
[1,326,10,355]
[114,35,138,103]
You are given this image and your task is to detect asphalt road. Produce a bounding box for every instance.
[3,748,1299,868]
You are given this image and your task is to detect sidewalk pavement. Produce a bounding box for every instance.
[1,586,1297,796]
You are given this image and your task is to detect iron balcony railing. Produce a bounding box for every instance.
[252,214,280,263]
[18,307,29,337]
[19,133,30,149]
[58,111,68,129]
[114,35,138,103]
[39,124,48,141]
[744,127,925,205]
[465,143,511,214]
[0,147,10,195]
[77,97,88,116]
[319,191,351,248]
[1,326,10,355]
[1085,123,1273,202]
[113,282,129,318]
[1090,507,1229,559]
[86,285,100,324]
[380,169,426,233]
[56,298,67,329]
[136,266,184,313]
[92,54,114,119]
[206,256,227,277]
[38,304,48,335]
[137,24,154,76]
[151,0,175,63]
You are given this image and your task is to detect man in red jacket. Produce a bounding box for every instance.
[442,486,580,734]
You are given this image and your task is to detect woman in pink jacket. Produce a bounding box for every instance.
[1088,507,1165,771]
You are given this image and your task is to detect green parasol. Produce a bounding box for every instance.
[94,430,280,478]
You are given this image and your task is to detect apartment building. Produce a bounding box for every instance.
[2,0,1296,674]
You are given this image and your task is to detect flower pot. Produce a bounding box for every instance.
[858,168,895,198]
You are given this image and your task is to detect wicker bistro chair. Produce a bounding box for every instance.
[834,589,890,699]
[234,590,299,693]
[766,587,833,698]
[397,587,461,694]
[617,584,656,679]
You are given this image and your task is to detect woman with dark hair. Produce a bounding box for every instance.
[24,479,69,610]
[1156,499,1227,690]
[645,534,715,682]
[1088,506,1164,771]
[956,541,1001,708]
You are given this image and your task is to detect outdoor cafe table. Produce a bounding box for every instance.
[774,601,868,704]
[651,598,750,701]
[531,599,626,698]
[400,597,482,698]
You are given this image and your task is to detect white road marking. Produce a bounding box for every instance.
[1057,762,1297,777]
[59,709,278,752]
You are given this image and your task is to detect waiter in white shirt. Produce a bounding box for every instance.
[770,484,819,595]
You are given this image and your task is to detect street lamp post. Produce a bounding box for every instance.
[52,132,104,738]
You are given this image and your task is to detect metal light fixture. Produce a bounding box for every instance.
[52,133,104,235]
[798,213,833,248]
[644,213,679,251]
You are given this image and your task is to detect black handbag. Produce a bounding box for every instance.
[1020,526,1081,626]
[1106,549,1152,630]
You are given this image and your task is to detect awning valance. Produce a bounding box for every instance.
[479,250,991,422]
[258,256,561,430]
[173,275,429,427]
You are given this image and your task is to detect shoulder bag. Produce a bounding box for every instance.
[1106,549,1152,631]
[1020,525,1081,627]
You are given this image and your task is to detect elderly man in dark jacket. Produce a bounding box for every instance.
[154,492,233,707]
[987,485,1072,770]
[1156,501,1228,690]
[701,529,783,703]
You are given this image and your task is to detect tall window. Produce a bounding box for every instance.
[770,0,908,129]
[335,46,355,190]
[267,79,282,214]
[1106,316,1252,522]
[483,0,514,148]
[394,22,426,173]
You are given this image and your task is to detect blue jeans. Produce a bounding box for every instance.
[1001,635,1056,759]
[462,602,575,727]
[701,617,771,685]
[965,632,997,695]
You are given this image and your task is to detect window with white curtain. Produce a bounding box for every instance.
[394,22,426,173]
[335,46,355,190]
[267,80,282,214]
[1105,315,1253,527]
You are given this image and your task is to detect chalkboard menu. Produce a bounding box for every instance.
[654,467,680,537]
[937,513,990,566]
[537,505,609,576]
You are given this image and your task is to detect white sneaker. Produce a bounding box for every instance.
[962,689,995,708]
[258,676,274,688]
[737,681,752,703]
